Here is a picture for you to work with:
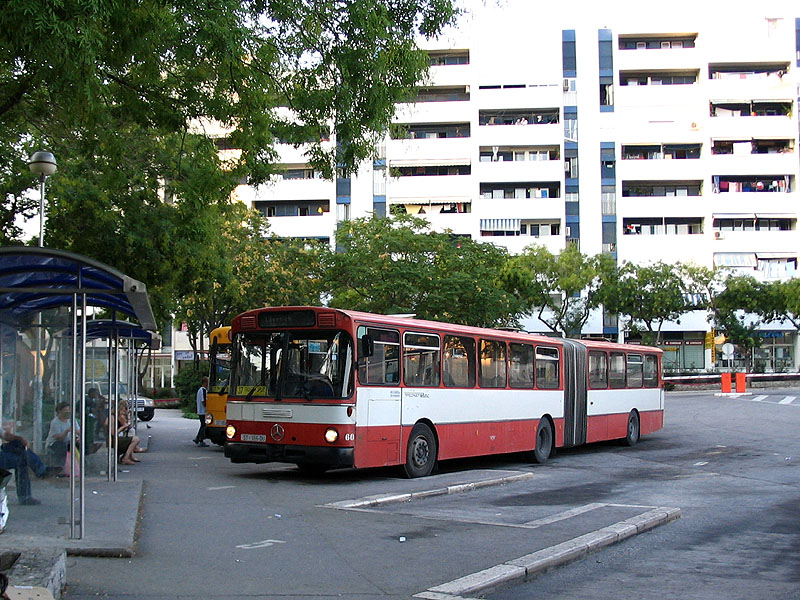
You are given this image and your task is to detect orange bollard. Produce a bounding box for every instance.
[735,372,747,393]
[721,372,732,393]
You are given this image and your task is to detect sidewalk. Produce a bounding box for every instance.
[0,447,145,600]
[0,476,143,557]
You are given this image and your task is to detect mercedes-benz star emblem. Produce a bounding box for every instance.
[270,423,285,441]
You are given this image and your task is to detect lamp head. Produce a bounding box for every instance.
[28,151,57,177]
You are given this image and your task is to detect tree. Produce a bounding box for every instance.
[174,206,327,352]
[683,265,763,369]
[325,215,521,327]
[1,0,459,322]
[600,261,691,345]
[714,275,767,370]
[502,244,614,336]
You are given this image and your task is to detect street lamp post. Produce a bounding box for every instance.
[26,151,56,452]
[27,150,57,247]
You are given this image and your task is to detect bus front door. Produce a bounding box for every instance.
[354,388,401,468]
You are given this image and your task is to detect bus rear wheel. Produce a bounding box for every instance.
[625,411,640,447]
[404,423,437,478]
[533,418,553,464]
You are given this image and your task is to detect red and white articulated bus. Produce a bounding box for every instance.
[224,306,664,477]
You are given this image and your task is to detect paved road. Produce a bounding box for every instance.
[486,389,800,600]
[62,390,799,599]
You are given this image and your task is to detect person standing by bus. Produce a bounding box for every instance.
[193,377,209,447]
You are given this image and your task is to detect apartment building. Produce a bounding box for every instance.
[236,4,800,373]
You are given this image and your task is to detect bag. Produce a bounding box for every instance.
[64,448,81,478]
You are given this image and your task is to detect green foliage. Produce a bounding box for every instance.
[502,244,613,336]
[600,261,692,344]
[1,0,459,330]
[326,215,522,327]
[174,361,209,412]
[174,206,327,348]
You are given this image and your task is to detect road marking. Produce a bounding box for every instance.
[208,485,236,491]
[752,395,768,402]
[236,539,286,550]
[779,396,796,405]
[694,461,709,466]
[521,502,606,528]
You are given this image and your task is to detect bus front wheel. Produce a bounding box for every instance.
[404,423,437,478]
[533,418,553,464]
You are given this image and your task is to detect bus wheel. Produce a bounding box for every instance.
[625,411,640,447]
[404,424,437,478]
[533,418,553,464]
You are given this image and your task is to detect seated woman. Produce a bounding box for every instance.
[45,402,80,469]
[106,400,142,465]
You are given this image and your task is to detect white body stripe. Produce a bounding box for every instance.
[227,401,353,425]
[587,388,663,416]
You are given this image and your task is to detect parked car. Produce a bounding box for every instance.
[87,383,156,422]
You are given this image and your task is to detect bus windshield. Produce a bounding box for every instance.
[210,343,231,394]
[230,331,353,400]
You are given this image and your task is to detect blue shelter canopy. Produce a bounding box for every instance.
[0,247,157,331]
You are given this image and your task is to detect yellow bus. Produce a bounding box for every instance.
[205,326,232,445]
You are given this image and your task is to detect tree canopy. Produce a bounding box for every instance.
[502,244,614,336]
[600,261,693,345]
[1,0,459,329]
[326,215,522,328]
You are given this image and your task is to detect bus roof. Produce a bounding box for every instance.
[210,325,232,345]
[232,306,663,355]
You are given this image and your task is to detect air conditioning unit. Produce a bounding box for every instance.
[714,231,724,240]
[563,78,570,92]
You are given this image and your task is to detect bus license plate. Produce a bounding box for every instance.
[241,434,267,442]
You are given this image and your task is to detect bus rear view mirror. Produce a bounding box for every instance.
[361,335,374,358]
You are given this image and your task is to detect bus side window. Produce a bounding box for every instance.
[627,354,643,388]
[509,343,534,388]
[357,326,400,385]
[404,332,441,387]
[588,351,608,388]
[479,339,507,388]
[443,335,476,387]
[535,346,559,389]
[609,352,626,388]
[643,354,659,387]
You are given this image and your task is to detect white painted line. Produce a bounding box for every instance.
[236,539,286,550]
[779,396,796,405]
[416,506,681,598]
[752,395,768,402]
[189,456,213,460]
[208,485,236,491]
[521,502,606,528]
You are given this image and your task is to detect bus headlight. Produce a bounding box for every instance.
[205,413,213,425]
[324,428,338,444]
[226,425,236,439]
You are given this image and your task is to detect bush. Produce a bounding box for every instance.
[174,361,209,413]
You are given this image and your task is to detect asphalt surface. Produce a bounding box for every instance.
[0,409,684,599]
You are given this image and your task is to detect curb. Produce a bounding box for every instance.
[2,549,66,600]
[416,506,681,599]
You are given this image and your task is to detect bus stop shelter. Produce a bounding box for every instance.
[0,247,157,539]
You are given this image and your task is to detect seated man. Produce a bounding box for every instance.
[45,401,80,469]
[0,423,46,505]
